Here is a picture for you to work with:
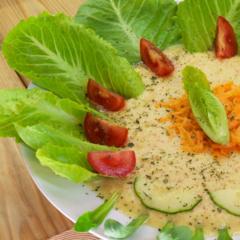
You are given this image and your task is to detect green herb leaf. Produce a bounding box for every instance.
[0,88,105,138]
[157,222,192,240]
[74,192,120,232]
[75,0,180,63]
[217,228,233,240]
[170,226,193,240]
[157,232,176,240]
[192,228,204,240]
[161,222,175,233]
[104,214,149,239]
[36,144,97,182]
[183,66,229,145]
[178,0,240,52]
[3,13,144,101]
[15,123,112,151]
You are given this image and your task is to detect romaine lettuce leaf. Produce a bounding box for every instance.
[178,0,240,52]
[183,66,230,145]
[75,0,180,63]
[183,66,210,93]
[15,123,112,151]
[3,13,144,101]
[36,144,97,182]
[190,87,229,145]
[0,88,102,138]
[37,143,91,169]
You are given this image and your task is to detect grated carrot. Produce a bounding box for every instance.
[157,81,240,158]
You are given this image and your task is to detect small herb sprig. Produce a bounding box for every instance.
[74,192,120,232]
[157,222,233,240]
[104,214,149,239]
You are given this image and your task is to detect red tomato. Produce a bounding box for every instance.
[87,79,125,112]
[140,38,174,77]
[84,113,128,147]
[88,151,136,177]
[215,16,238,59]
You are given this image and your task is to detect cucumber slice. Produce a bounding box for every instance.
[134,176,202,214]
[209,189,240,216]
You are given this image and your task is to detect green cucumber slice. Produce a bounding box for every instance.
[209,189,240,216]
[134,176,202,214]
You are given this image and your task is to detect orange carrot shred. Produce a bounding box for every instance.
[158,81,240,158]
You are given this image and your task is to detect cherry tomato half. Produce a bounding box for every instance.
[88,150,136,177]
[84,113,128,147]
[140,38,174,77]
[215,16,238,59]
[87,79,125,112]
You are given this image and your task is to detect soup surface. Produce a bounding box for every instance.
[88,46,240,235]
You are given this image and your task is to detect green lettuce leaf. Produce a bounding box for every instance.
[0,88,103,138]
[15,123,112,151]
[75,192,120,232]
[36,144,97,182]
[178,0,240,52]
[3,13,144,101]
[183,66,229,145]
[217,228,233,240]
[37,143,91,169]
[75,0,180,63]
[104,214,149,239]
[183,66,210,93]
[189,87,230,145]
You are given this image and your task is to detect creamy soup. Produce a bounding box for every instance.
[88,46,240,235]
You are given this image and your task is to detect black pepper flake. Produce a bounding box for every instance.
[217,208,222,213]
[151,76,157,81]
[97,194,104,199]
[163,179,168,184]
[128,142,135,148]
[94,186,100,192]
